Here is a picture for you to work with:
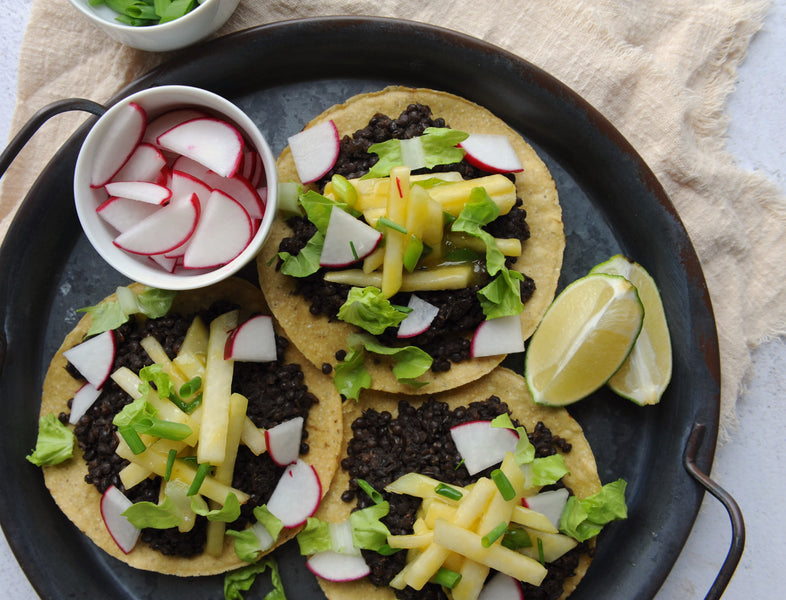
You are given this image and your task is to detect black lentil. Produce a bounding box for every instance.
[339,396,585,600]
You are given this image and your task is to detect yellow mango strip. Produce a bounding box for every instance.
[325,172,463,212]
[172,351,205,381]
[433,519,547,586]
[118,438,188,489]
[205,393,248,556]
[428,174,516,216]
[115,438,249,505]
[420,191,445,248]
[402,478,496,591]
[197,310,238,466]
[500,452,527,496]
[412,517,429,535]
[387,531,434,550]
[386,472,463,503]
[240,417,267,455]
[140,336,188,389]
[180,315,209,356]
[509,505,559,534]
[453,469,518,600]
[362,206,386,228]
[324,264,474,291]
[362,246,386,273]
[518,528,578,564]
[406,185,429,241]
[382,166,410,297]
[446,232,522,257]
[422,500,458,529]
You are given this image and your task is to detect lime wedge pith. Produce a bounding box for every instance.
[590,255,672,405]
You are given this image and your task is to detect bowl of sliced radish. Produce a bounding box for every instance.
[67,0,239,52]
[73,85,277,290]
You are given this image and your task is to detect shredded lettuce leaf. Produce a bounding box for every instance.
[113,397,192,453]
[123,494,182,529]
[26,414,75,466]
[490,413,536,465]
[478,268,526,319]
[347,332,432,388]
[337,287,408,335]
[295,518,332,555]
[278,231,325,278]
[529,454,570,486]
[224,556,287,600]
[226,506,284,563]
[78,286,176,336]
[191,492,242,522]
[332,345,372,401]
[350,501,391,552]
[363,128,469,179]
[559,479,628,542]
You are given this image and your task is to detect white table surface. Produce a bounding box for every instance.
[1,2,785,598]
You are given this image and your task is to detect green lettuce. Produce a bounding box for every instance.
[78,285,176,336]
[363,127,468,179]
[337,287,408,335]
[350,501,391,552]
[559,479,628,542]
[113,397,192,454]
[490,413,535,465]
[122,494,183,529]
[478,268,526,319]
[224,557,286,600]
[332,345,372,401]
[529,454,570,487]
[26,414,75,466]
[191,492,242,523]
[226,506,284,563]
[349,333,432,387]
[278,231,325,278]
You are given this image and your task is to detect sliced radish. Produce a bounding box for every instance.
[450,420,519,476]
[62,330,115,389]
[90,102,147,188]
[471,314,525,358]
[169,170,212,213]
[157,117,244,178]
[142,108,208,148]
[320,207,382,267]
[68,383,102,424]
[172,156,264,220]
[477,572,525,600]
[112,142,167,184]
[97,196,160,233]
[288,120,340,183]
[522,488,570,529]
[246,150,266,188]
[149,253,179,273]
[264,417,304,467]
[104,181,172,205]
[100,485,141,554]
[224,315,277,362]
[458,134,523,174]
[397,295,440,338]
[306,551,370,582]
[266,459,322,528]
[182,190,252,269]
[113,193,200,256]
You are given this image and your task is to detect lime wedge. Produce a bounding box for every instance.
[525,273,644,406]
[590,255,672,405]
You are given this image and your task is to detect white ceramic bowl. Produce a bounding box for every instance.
[74,85,277,290]
[68,0,239,52]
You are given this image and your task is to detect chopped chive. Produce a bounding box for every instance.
[164,448,177,481]
[537,537,545,565]
[179,376,202,398]
[434,483,463,501]
[481,521,508,548]
[378,216,407,234]
[501,526,532,550]
[187,462,211,496]
[118,425,147,455]
[490,469,516,501]
[146,419,192,441]
[350,240,359,261]
[169,391,202,414]
[357,478,385,505]
[430,567,462,589]
[181,455,198,466]
[454,458,465,470]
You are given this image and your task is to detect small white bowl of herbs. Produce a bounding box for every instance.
[68,0,240,52]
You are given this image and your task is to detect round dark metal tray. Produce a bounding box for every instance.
[0,17,737,600]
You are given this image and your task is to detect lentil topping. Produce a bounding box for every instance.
[62,305,316,558]
[339,396,587,600]
[276,103,535,373]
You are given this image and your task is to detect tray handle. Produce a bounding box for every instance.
[0,98,106,180]
[683,422,745,600]
[0,99,106,375]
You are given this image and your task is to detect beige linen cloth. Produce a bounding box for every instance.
[2,0,784,436]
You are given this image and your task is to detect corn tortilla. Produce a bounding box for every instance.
[39,277,343,576]
[316,367,600,600]
[257,86,564,395]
